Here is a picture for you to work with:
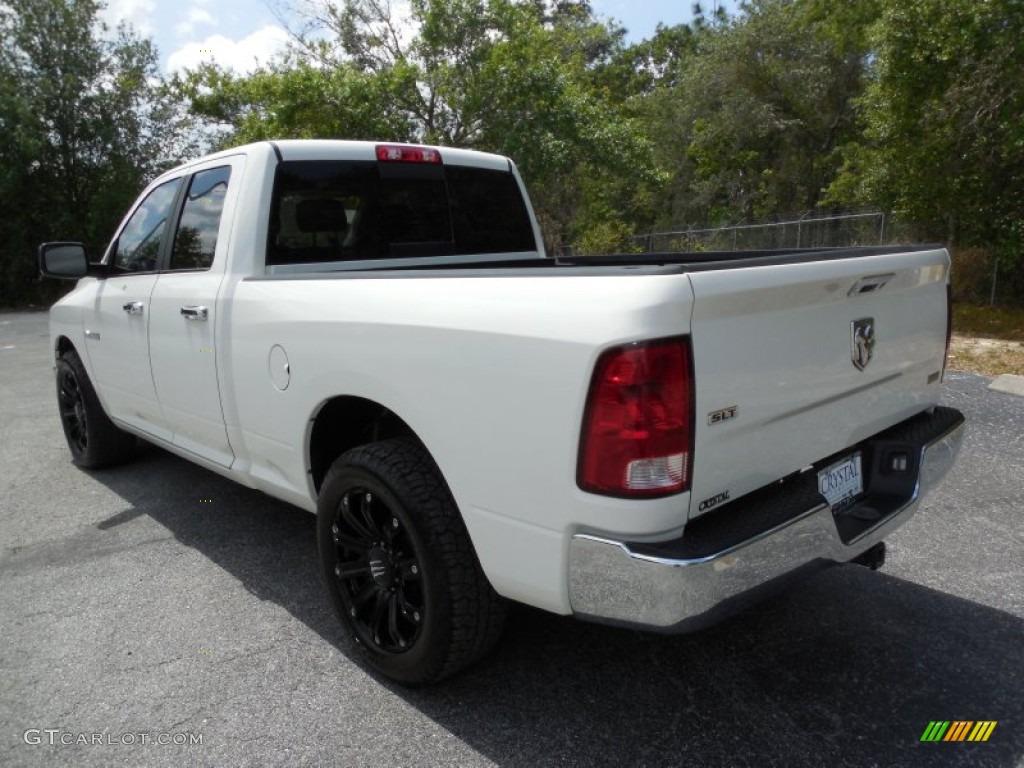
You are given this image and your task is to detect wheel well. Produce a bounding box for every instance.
[309,396,419,494]
[56,336,75,359]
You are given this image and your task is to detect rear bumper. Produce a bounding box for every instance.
[567,406,965,632]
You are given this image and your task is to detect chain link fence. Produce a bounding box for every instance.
[626,211,1021,306]
[629,210,925,253]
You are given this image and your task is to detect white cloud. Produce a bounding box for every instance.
[102,0,157,36]
[175,8,217,37]
[167,25,291,74]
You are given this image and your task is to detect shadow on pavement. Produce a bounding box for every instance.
[89,442,1023,768]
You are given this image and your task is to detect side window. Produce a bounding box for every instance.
[113,178,182,272]
[170,166,232,271]
[267,161,377,266]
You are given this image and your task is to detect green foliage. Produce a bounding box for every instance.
[3,0,1021,304]
[0,0,187,306]
[953,302,1024,342]
[471,3,664,248]
[646,0,869,227]
[177,0,662,253]
[607,23,699,94]
[172,62,414,145]
[828,0,1024,274]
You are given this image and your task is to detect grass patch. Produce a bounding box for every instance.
[952,303,1024,341]
[949,303,1024,375]
[949,337,1024,376]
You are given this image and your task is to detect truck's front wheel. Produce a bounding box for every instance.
[55,349,136,469]
[317,438,506,685]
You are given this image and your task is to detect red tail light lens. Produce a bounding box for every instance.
[375,144,443,164]
[578,337,694,498]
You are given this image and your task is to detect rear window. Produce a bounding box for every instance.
[266,160,536,266]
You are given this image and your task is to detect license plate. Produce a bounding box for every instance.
[817,452,863,512]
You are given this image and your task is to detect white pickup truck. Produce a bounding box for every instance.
[40,140,964,684]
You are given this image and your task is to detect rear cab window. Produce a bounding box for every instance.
[265,154,537,271]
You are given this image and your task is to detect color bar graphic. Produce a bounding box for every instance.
[920,721,996,742]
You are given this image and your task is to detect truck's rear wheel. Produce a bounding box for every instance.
[317,438,506,685]
[56,349,136,468]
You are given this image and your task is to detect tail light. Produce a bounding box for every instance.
[376,144,442,164]
[578,337,694,498]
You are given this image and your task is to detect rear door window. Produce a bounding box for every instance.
[170,166,232,271]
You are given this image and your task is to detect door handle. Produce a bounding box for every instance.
[180,306,209,321]
[123,301,144,315]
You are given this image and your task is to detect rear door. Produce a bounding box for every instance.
[148,157,244,467]
[686,248,950,518]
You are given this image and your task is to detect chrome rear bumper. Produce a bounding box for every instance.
[568,407,965,631]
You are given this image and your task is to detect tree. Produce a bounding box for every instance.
[645,0,870,228]
[0,0,181,306]
[608,23,700,95]
[172,61,415,143]
[828,0,1024,300]
[179,0,663,253]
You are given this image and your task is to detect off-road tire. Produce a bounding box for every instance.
[56,349,136,469]
[317,438,507,685]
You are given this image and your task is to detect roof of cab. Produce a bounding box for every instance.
[153,139,512,186]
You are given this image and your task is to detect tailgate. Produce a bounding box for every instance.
[686,247,949,519]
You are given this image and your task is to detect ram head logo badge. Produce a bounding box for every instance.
[851,318,875,371]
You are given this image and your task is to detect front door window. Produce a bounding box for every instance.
[113,179,182,272]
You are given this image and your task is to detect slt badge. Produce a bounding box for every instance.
[851,317,875,371]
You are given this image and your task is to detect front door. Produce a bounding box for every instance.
[83,177,183,441]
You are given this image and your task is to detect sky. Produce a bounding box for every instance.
[99,0,738,75]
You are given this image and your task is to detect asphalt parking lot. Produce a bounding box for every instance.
[1,309,1022,767]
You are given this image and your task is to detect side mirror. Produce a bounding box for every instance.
[38,242,106,279]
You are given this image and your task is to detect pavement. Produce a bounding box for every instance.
[991,374,1024,397]
[1,310,1022,767]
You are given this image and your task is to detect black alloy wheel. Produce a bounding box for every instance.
[329,487,425,653]
[57,365,89,458]
[317,438,507,685]
[54,349,136,469]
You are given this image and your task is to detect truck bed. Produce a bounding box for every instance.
[250,245,941,280]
